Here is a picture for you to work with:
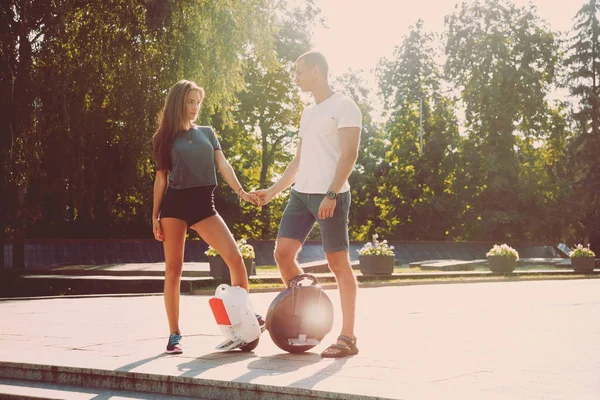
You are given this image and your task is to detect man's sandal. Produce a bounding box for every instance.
[320,335,359,358]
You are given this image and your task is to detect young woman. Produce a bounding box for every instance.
[152,79,260,354]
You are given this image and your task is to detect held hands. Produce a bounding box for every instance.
[153,218,164,241]
[245,189,335,217]
[239,190,259,205]
[249,188,275,207]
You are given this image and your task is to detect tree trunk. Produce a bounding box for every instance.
[12,185,27,268]
[0,152,5,268]
[0,56,11,268]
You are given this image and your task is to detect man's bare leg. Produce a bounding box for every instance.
[319,249,358,357]
[273,237,303,286]
[325,250,357,339]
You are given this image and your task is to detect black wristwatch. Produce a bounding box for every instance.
[326,190,338,200]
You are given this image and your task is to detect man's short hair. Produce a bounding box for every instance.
[297,51,329,76]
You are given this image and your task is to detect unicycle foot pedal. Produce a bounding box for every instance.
[216,338,245,351]
[288,334,320,346]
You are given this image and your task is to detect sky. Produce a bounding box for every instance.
[309,0,584,117]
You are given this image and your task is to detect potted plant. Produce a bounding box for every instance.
[569,244,596,273]
[205,238,256,279]
[486,244,519,273]
[237,238,256,276]
[357,234,395,275]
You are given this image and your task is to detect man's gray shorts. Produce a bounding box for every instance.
[277,189,351,253]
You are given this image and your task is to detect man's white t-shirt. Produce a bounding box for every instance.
[294,92,362,194]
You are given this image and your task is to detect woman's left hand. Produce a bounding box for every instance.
[240,191,258,205]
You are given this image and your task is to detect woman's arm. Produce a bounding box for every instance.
[152,170,168,240]
[214,150,256,204]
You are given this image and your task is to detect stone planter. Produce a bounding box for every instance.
[244,257,257,276]
[359,254,395,275]
[208,255,255,280]
[487,255,517,273]
[570,257,596,273]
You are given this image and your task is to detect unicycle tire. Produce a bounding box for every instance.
[266,274,334,353]
[239,338,259,352]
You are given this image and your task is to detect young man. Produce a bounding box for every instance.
[252,51,362,358]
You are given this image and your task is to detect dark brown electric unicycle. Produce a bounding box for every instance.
[265,274,334,353]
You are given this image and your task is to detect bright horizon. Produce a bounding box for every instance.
[310,0,584,118]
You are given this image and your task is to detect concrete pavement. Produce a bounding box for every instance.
[0,278,599,399]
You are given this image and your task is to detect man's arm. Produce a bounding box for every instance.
[270,138,303,195]
[328,127,360,193]
[252,138,302,205]
[318,127,360,219]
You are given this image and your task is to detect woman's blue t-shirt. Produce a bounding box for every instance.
[169,126,221,189]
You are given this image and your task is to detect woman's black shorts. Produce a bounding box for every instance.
[159,185,218,226]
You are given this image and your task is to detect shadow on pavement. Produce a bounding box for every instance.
[230,351,349,388]
[288,356,350,389]
[177,351,258,378]
[116,353,169,372]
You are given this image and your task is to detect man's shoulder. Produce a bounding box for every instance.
[328,93,358,112]
[335,93,358,106]
[334,94,361,118]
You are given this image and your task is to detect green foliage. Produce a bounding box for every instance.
[569,244,596,258]
[333,71,386,240]
[567,0,600,136]
[444,0,562,241]
[217,0,318,240]
[376,20,461,240]
[0,0,597,254]
[511,102,574,242]
[3,0,281,238]
[565,0,600,250]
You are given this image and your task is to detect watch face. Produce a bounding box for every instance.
[326,191,336,200]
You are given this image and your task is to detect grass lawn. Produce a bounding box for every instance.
[255,264,568,275]
[255,265,280,273]
[188,263,597,294]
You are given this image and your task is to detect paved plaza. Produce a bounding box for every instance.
[0,278,599,399]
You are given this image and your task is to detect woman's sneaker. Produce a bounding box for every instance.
[166,332,182,354]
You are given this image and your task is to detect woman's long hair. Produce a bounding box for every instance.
[152,80,205,171]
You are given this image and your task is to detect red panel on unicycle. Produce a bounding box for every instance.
[209,297,232,326]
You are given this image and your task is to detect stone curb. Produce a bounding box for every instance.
[0,361,388,400]
[1,269,598,301]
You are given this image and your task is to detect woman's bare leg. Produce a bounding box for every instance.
[160,217,187,334]
[191,215,248,290]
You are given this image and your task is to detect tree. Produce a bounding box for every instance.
[445,0,560,241]
[376,19,461,240]
[3,0,276,240]
[1,0,71,264]
[565,0,600,251]
[215,0,319,240]
[513,102,573,242]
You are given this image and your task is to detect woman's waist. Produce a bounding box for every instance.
[166,184,217,193]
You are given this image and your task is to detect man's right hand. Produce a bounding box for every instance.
[250,188,276,207]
